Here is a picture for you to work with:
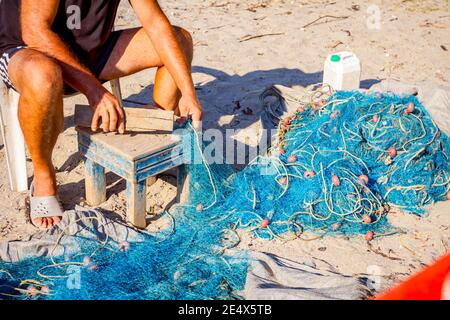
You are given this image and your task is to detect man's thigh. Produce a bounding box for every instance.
[98,27,163,81]
[99,26,191,81]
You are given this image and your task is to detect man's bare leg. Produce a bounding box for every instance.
[99,26,194,113]
[8,49,64,229]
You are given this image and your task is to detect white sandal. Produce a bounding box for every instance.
[29,182,64,229]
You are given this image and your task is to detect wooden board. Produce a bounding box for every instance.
[77,126,181,161]
[74,104,174,132]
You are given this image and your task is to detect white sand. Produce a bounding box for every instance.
[1,0,449,295]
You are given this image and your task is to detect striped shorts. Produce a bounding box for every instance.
[0,46,26,91]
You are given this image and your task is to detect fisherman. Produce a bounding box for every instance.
[0,0,202,229]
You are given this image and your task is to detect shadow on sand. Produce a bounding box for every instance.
[58,66,380,204]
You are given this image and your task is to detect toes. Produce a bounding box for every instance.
[47,217,62,228]
[52,216,62,225]
[41,218,48,229]
[33,218,43,228]
[32,216,62,229]
[46,218,54,228]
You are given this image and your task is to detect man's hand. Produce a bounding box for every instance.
[178,94,203,125]
[87,87,125,134]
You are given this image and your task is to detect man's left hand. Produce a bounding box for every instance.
[179,94,203,125]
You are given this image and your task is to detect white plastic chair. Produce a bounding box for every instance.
[0,79,123,192]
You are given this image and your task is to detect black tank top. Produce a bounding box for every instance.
[0,0,121,64]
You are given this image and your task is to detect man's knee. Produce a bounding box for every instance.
[174,26,193,62]
[21,54,64,99]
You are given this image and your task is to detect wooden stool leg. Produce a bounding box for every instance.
[177,165,190,204]
[126,180,147,229]
[84,158,106,206]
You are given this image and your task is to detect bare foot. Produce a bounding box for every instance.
[32,172,62,229]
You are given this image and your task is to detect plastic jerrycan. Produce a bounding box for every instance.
[323,52,361,91]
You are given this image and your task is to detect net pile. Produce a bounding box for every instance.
[1,88,449,300]
[224,88,450,239]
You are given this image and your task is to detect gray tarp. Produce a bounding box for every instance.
[0,207,146,263]
[0,207,369,300]
[241,251,369,300]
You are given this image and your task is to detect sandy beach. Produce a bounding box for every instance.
[1,0,449,296]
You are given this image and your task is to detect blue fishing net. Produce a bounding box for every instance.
[1,89,449,300]
[0,127,248,300]
[225,90,450,239]
[0,157,248,300]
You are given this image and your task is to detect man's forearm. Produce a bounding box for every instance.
[146,21,195,96]
[131,0,196,98]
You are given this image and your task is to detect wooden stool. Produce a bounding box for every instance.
[76,127,189,228]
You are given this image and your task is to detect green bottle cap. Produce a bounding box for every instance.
[330,54,341,62]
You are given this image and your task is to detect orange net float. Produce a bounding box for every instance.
[388,147,397,158]
[365,230,374,242]
[288,155,297,163]
[404,102,415,115]
[330,110,340,119]
[304,170,316,179]
[260,218,270,228]
[331,175,341,186]
[27,285,40,299]
[358,174,369,185]
[362,214,372,224]
[283,117,292,125]
[278,176,288,185]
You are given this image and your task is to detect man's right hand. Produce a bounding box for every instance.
[87,86,125,134]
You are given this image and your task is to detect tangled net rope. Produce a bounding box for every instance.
[225,87,450,239]
[1,87,449,300]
